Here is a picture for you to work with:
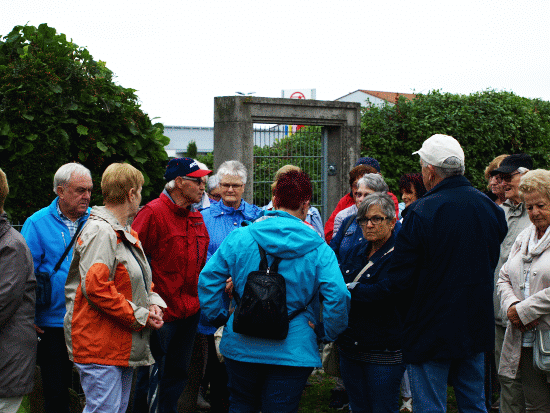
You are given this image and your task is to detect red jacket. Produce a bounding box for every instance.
[132,193,209,322]
[324,192,400,243]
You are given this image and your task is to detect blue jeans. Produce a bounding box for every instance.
[339,352,406,413]
[408,352,487,413]
[76,363,133,413]
[224,357,313,413]
[133,313,199,413]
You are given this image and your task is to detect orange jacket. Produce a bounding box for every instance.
[64,207,166,367]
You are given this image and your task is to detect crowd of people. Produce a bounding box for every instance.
[2,133,550,413]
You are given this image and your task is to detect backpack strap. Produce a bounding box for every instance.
[258,245,282,274]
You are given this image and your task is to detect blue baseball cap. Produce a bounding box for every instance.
[164,158,211,181]
[355,157,380,172]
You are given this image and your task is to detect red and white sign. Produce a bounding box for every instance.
[281,89,316,99]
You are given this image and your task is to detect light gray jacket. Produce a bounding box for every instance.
[0,213,37,397]
[497,224,550,379]
[494,200,531,326]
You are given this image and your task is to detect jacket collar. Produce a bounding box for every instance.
[160,192,192,217]
[47,197,90,224]
[358,228,397,262]
[503,198,525,215]
[89,206,139,245]
[210,198,254,218]
[424,175,471,197]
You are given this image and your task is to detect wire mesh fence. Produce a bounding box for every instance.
[252,124,325,218]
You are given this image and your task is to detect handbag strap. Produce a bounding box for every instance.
[352,246,395,283]
[52,220,85,274]
[124,238,150,292]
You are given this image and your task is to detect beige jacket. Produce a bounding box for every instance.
[64,206,166,367]
[497,223,550,379]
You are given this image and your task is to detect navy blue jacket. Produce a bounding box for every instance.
[337,230,403,352]
[353,175,507,363]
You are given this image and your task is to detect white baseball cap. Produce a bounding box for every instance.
[412,134,464,167]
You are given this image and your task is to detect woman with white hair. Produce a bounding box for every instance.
[498,169,550,410]
[198,160,262,411]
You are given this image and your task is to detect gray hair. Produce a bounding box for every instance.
[53,163,91,195]
[356,173,389,193]
[165,180,176,191]
[421,156,465,178]
[217,160,247,184]
[357,192,396,221]
[207,175,219,191]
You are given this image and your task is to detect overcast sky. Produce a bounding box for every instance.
[3,0,549,127]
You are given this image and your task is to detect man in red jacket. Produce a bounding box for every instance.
[132,158,211,413]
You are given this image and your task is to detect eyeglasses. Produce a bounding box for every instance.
[357,216,389,226]
[500,172,520,183]
[220,183,244,189]
[181,176,203,185]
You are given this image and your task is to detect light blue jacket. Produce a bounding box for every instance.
[201,199,262,261]
[198,210,350,367]
[21,198,90,327]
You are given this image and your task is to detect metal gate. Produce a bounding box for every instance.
[252,124,327,221]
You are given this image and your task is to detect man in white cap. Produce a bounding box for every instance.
[357,135,507,412]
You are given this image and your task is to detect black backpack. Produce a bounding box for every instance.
[232,244,310,340]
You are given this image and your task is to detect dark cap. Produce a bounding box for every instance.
[164,158,211,181]
[490,154,533,175]
[354,157,380,172]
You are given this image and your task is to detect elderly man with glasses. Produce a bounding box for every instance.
[489,153,533,413]
[131,158,211,413]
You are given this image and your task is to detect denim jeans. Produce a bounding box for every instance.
[133,313,199,413]
[76,363,133,413]
[339,352,406,413]
[224,357,313,413]
[408,352,487,413]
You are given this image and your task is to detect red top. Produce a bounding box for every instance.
[132,193,209,322]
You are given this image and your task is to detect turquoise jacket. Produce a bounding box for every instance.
[21,198,90,327]
[198,210,350,367]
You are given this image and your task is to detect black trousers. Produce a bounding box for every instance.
[37,327,73,413]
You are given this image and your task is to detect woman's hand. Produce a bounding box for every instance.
[146,304,164,330]
[225,277,234,299]
[149,304,164,319]
[507,304,539,332]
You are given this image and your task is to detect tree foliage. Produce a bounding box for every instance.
[252,127,323,211]
[361,89,550,195]
[0,24,169,221]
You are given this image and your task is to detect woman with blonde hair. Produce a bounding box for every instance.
[64,163,166,413]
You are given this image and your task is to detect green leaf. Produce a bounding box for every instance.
[78,151,88,161]
[64,118,78,124]
[26,134,38,141]
[50,83,62,94]
[20,142,33,155]
[66,103,78,110]
[134,157,147,164]
[128,124,139,135]
[59,129,69,141]
[0,123,10,136]
[76,125,88,135]
[96,142,108,152]
[22,114,34,121]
